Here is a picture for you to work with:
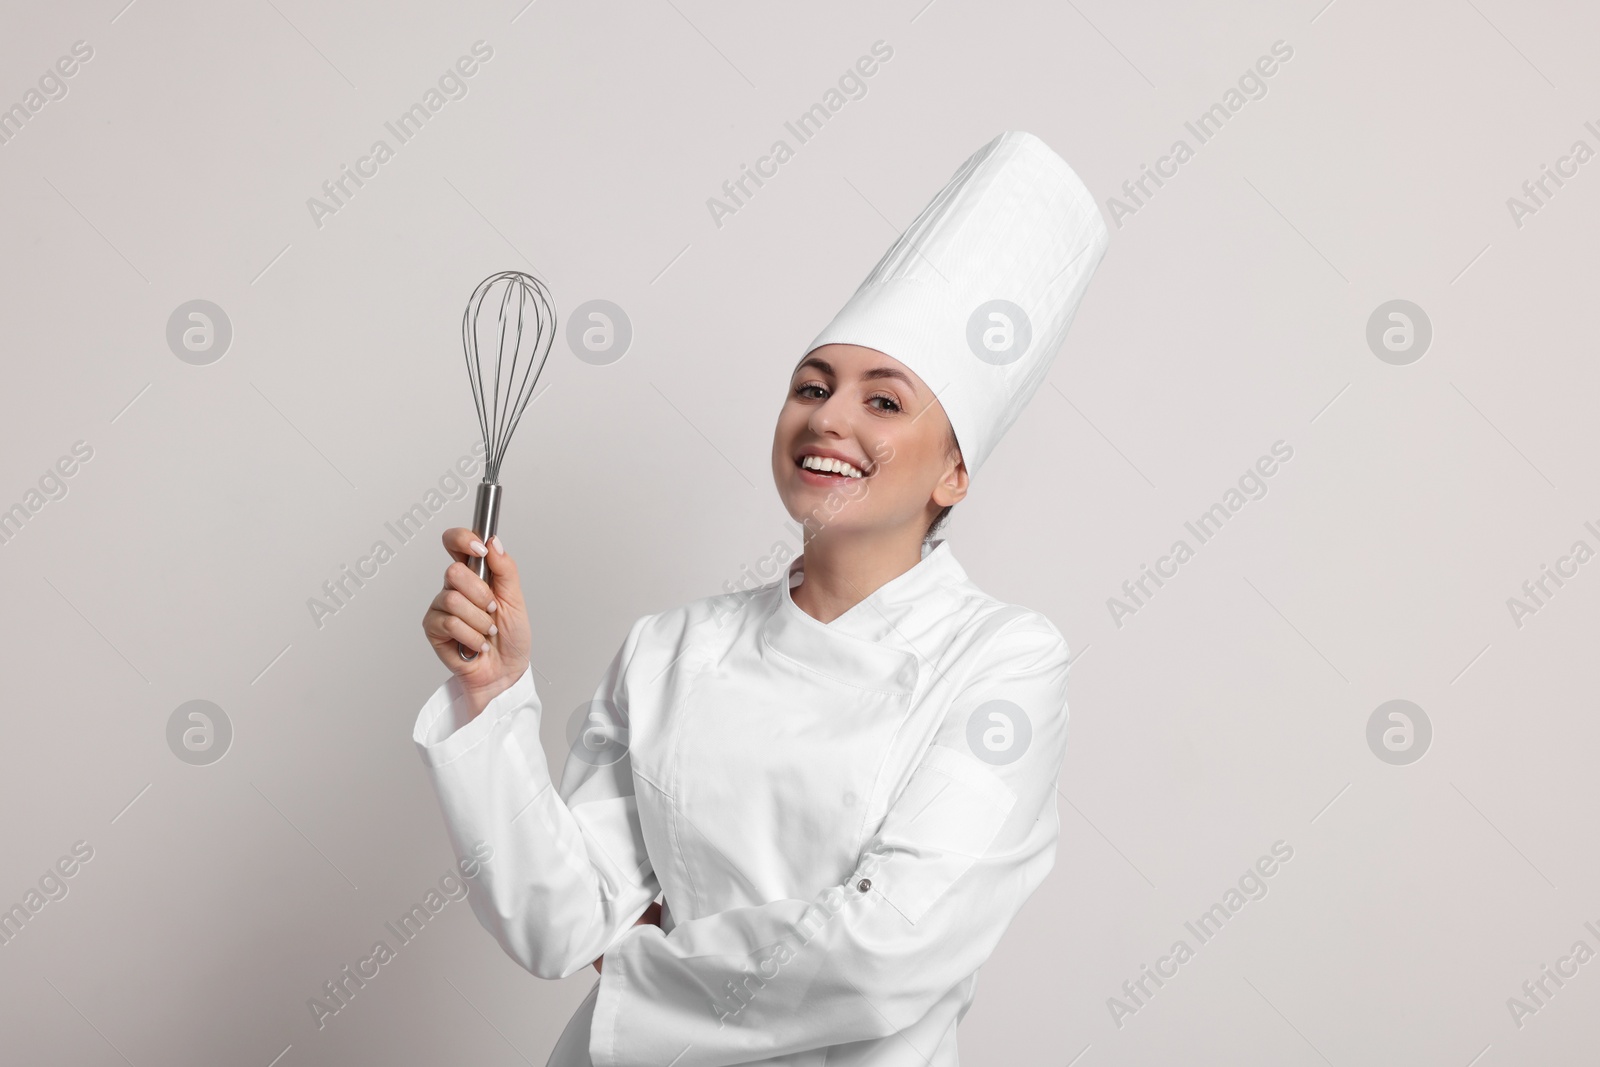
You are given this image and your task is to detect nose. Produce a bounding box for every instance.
[808,391,848,437]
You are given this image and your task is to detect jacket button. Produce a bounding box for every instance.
[856,878,871,893]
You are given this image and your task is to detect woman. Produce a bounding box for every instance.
[414,130,1109,1066]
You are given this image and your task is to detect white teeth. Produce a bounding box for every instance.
[801,454,864,478]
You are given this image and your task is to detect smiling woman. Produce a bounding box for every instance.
[769,344,971,621]
[413,130,1110,1066]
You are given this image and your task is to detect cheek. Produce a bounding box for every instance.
[879,433,949,502]
[863,439,925,503]
[771,402,796,444]
[776,398,809,433]
[771,404,805,474]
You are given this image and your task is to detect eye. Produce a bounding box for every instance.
[868,393,901,413]
[795,382,828,400]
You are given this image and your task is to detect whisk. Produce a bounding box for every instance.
[457,269,556,660]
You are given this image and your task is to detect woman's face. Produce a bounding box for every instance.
[771,343,967,541]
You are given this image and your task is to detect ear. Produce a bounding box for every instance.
[931,453,969,508]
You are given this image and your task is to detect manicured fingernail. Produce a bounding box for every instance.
[469,540,488,556]
[489,623,497,636]
[480,641,489,653]
[487,599,497,612]
[491,535,504,554]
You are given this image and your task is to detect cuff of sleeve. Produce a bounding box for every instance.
[589,937,625,1067]
[412,665,537,768]
[589,923,662,1067]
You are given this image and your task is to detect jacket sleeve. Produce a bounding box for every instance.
[412,613,662,980]
[588,617,1073,1067]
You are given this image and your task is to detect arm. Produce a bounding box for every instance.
[588,618,1073,1067]
[413,612,662,980]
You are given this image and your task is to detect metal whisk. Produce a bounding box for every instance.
[458,269,556,660]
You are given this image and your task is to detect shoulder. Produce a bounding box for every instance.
[986,611,1072,677]
[963,606,1072,687]
[942,572,1071,674]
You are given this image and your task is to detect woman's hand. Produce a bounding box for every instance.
[422,529,532,719]
[593,901,663,974]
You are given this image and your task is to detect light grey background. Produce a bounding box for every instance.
[2,0,1596,1064]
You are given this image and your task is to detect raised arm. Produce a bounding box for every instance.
[586,617,1073,1067]
[415,528,661,979]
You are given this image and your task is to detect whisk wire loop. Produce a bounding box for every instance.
[462,270,556,483]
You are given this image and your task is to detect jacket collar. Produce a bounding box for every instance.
[757,540,966,692]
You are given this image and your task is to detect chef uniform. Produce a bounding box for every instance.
[413,130,1109,1066]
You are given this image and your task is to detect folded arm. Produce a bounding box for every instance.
[588,618,1073,1067]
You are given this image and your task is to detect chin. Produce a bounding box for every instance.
[787,503,882,538]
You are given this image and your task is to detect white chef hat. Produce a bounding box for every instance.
[805,130,1109,478]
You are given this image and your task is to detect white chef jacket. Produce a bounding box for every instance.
[412,539,1073,1066]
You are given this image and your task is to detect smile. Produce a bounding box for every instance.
[797,454,866,479]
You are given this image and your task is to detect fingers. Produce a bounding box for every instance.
[423,607,490,655]
[444,561,499,618]
[480,534,520,598]
[438,585,497,639]
[442,529,518,609]
[429,553,501,656]
[441,526,490,566]
[428,529,531,677]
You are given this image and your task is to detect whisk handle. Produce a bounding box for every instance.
[459,479,503,661]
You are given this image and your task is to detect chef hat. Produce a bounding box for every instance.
[805,130,1109,478]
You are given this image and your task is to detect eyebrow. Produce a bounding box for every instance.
[794,356,920,392]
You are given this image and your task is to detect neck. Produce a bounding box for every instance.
[791,528,929,624]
